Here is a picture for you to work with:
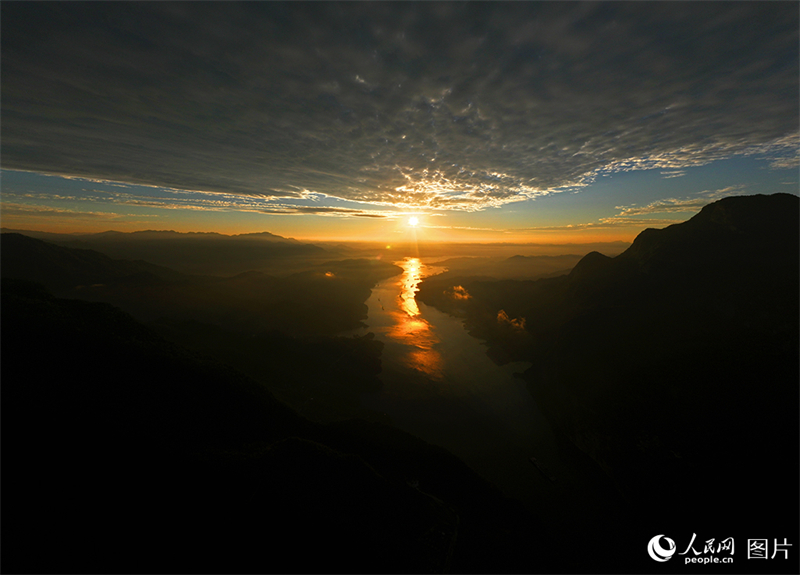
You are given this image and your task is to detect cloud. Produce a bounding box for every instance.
[596,217,689,227]
[256,206,390,218]
[53,174,137,187]
[741,133,800,170]
[697,185,750,202]
[509,185,754,232]
[508,215,700,232]
[2,3,797,212]
[611,186,749,217]
[420,224,502,232]
[0,203,120,219]
[445,285,472,301]
[497,310,526,331]
[615,198,710,217]
[4,185,400,218]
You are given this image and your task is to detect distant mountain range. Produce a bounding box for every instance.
[0,227,301,242]
[0,227,321,275]
[1,232,190,290]
[0,232,400,336]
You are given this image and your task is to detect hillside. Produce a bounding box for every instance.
[1,278,554,574]
[0,232,409,424]
[418,193,800,548]
[0,232,401,337]
[0,231,189,290]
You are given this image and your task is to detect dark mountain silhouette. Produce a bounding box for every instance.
[421,193,798,353]
[0,232,401,336]
[0,227,300,243]
[1,278,555,574]
[1,227,324,275]
[0,232,407,427]
[64,232,325,275]
[560,192,799,309]
[232,230,302,242]
[418,193,799,552]
[0,232,189,290]
[0,227,89,242]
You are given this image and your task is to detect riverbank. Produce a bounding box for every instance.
[351,258,628,531]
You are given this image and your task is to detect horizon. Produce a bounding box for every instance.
[0,221,633,247]
[1,3,797,244]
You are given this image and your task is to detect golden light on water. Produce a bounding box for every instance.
[387,313,437,348]
[384,257,443,379]
[400,257,422,317]
[386,311,443,379]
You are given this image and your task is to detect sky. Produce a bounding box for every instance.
[1,2,798,243]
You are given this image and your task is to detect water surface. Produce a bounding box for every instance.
[347,257,618,522]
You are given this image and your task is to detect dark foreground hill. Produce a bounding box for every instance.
[1,278,556,574]
[418,193,799,564]
[0,232,408,423]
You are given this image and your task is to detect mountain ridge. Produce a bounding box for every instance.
[523,194,798,538]
[416,193,798,546]
[0,227,300,242]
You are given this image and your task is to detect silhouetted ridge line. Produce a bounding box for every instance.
[616,192,798,270]
[522,193,799,538]
[415,193,798,558]
[0,232,189,289]
[1,227,325,276]
[567,250,612,280]
[0,227,300,242]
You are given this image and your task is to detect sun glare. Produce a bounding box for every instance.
[408,216,419,227]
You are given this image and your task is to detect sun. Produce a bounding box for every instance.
[408,216,419,227]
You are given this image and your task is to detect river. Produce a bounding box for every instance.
[349,257,621,525]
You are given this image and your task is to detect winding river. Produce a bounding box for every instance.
[350,257,618,524]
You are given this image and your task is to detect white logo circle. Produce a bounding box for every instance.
[648,534,676,562]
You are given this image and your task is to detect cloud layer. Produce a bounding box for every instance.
[2,2,797,212]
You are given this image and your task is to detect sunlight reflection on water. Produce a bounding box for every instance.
[388,258,444,378]
[351,256,598,518]
[399,257,423,317]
